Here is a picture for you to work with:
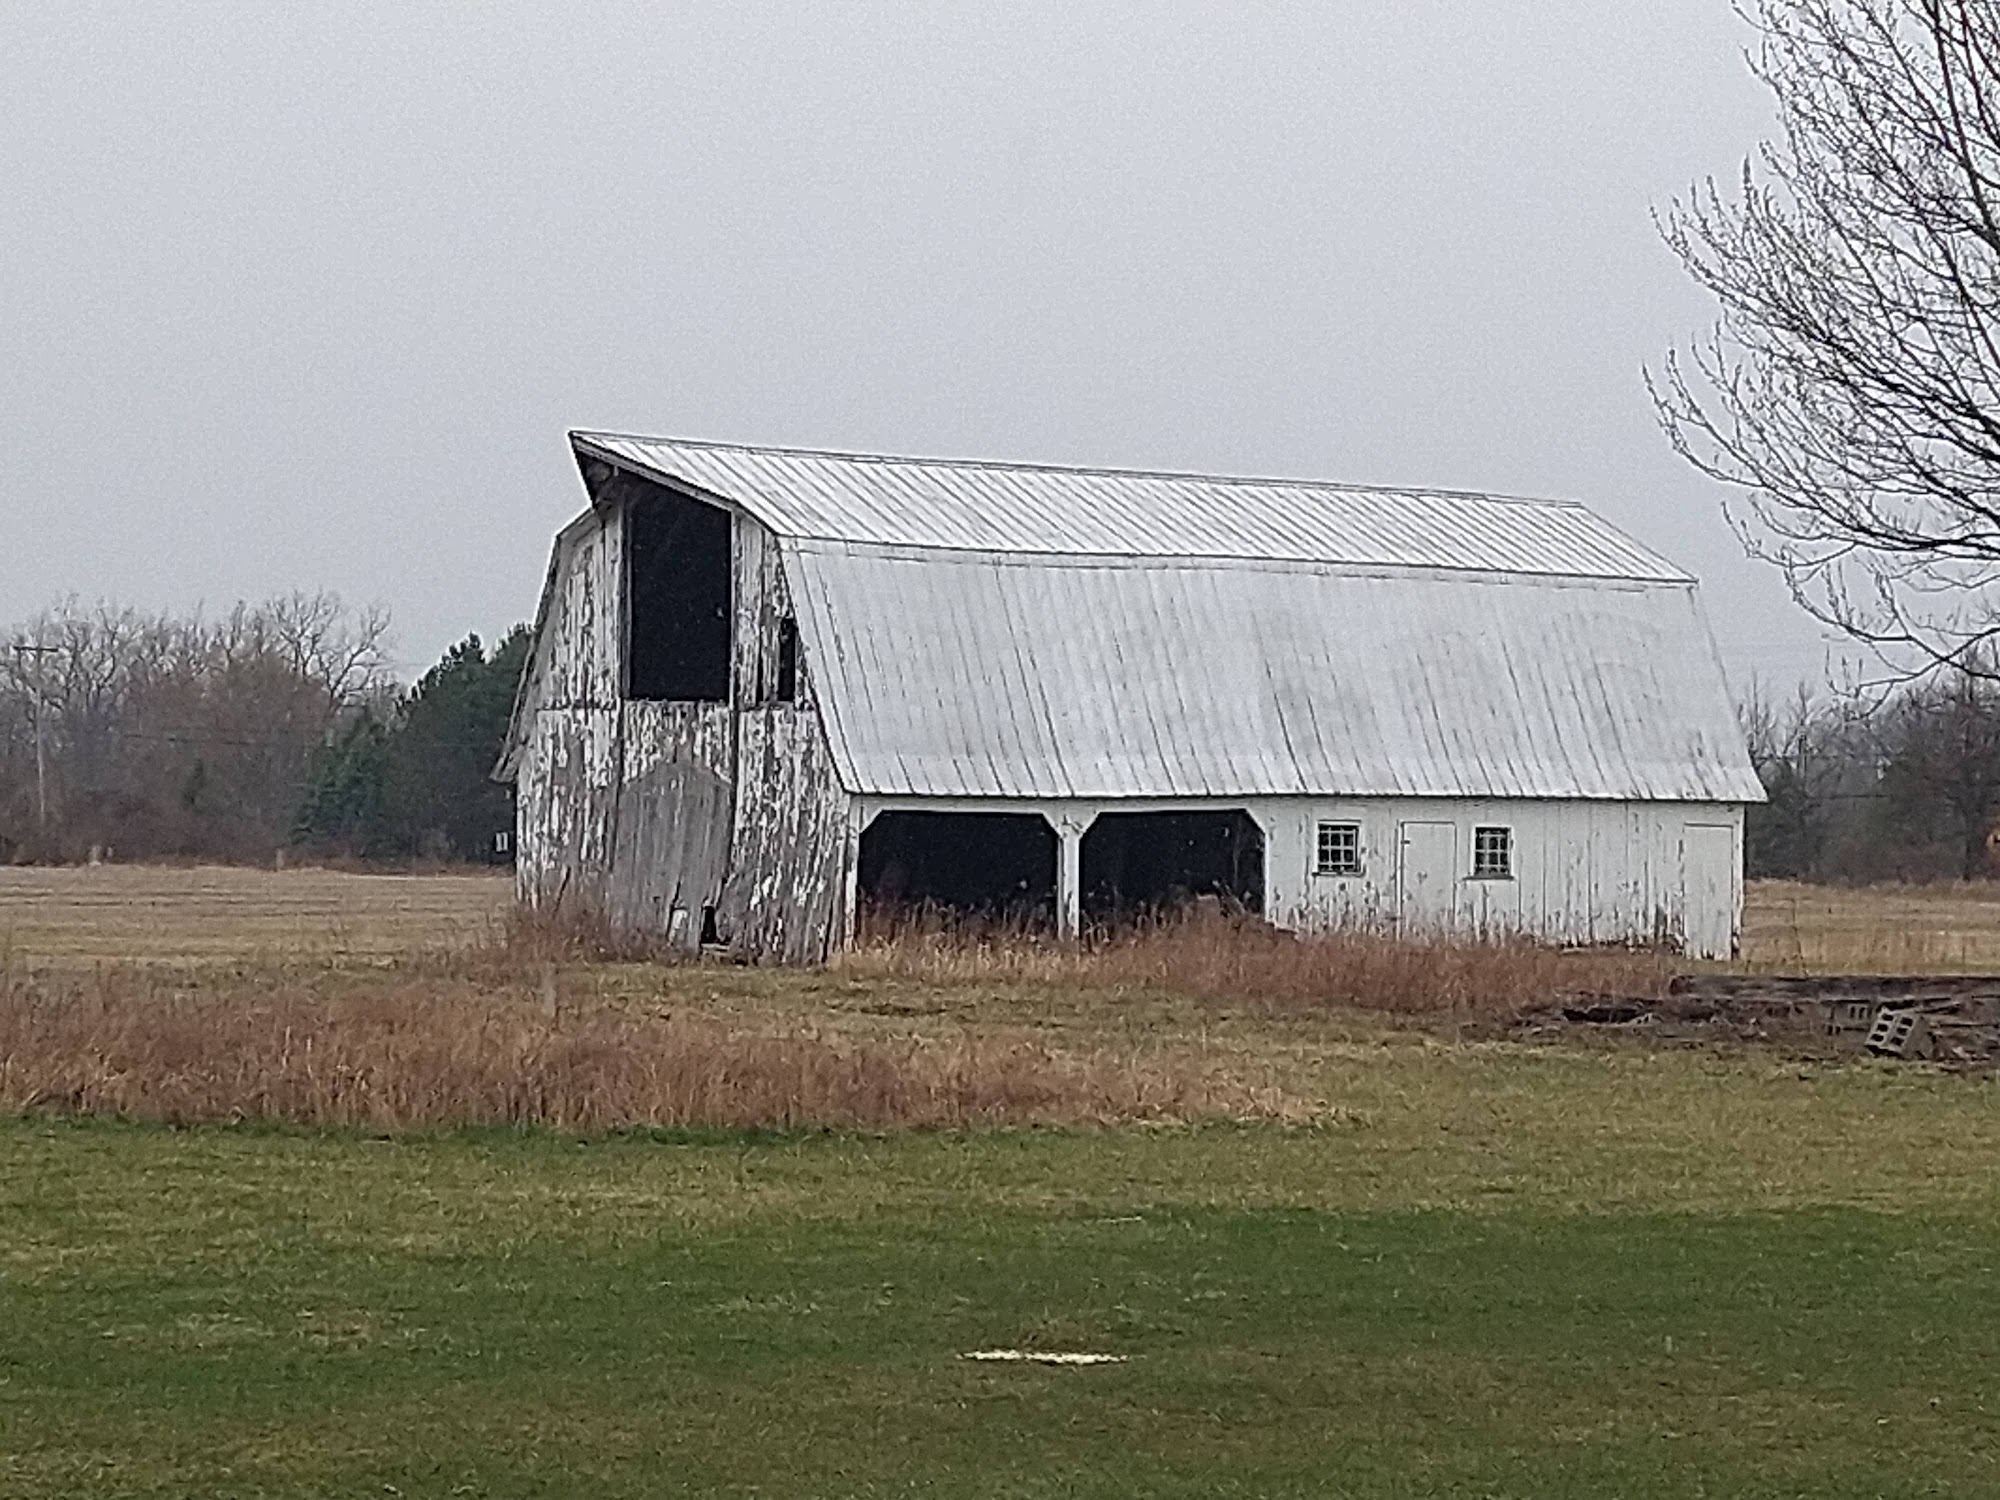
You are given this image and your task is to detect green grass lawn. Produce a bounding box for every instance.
[5,1045,2000,1498]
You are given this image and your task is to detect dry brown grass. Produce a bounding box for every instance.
[0,960,1305,1131]
[0,879,1672,1134]
[0,863,508,966]
[846,905,1671,1014]
[1742,878,2000,973]
[13,866,2000,1136]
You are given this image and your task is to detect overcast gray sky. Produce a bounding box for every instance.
[2,1,1843,689]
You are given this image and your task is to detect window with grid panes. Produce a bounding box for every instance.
[1471,825,1513,879]
[1315,821,1362,876]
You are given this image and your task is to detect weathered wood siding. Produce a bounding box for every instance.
[513,496,851,961]
[542,508,622,710]
[514,506,622,911]
[515,706,619,911]
[717,534,848,961]
[720,705,847,961]
[599,702,733,944]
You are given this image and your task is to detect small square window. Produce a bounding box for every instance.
[1315,821,1362,877]
[1472,826,1513,879]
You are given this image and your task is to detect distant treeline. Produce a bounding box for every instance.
[9,593,2000,884]
[0,595,526,865]
[1745,662,2000,883]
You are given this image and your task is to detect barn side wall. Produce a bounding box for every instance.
[851,795,1747,959]
[1261,796,1745,958]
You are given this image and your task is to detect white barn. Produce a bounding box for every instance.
[498,432,1763,961]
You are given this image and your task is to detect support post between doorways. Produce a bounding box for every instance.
[1055,812,1089,939]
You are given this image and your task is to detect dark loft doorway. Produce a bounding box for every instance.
[626,484,732,702]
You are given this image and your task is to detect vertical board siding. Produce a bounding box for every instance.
[515,707,619,912]
[734,527,815,713]
[512,505,625,916]
[620,700,734,781]
[731,521,768,704]
[720,706,847,962]
[545,507,622,709]
[719,537,844,961]
[1269,795,1744,958]
[607,758,732,945]
[610,701,735,951]
[517,699,738,942]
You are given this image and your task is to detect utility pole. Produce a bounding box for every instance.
[11,641,57,838]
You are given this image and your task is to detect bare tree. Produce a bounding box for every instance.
[1872,655,2000,875]
[0,595,395,862]
[262,591,393,710]
[1654,1,2000,672]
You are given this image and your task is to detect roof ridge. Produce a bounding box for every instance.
[778,532,1691,585]
[569,428,1586,511]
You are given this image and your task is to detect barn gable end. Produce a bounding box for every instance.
[503,453,848,959]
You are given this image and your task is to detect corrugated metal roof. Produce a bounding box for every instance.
[573,431,1688,582]
[784,540,1763,803]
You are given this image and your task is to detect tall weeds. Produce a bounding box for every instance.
[0,905,1665,1133]
[0,964,1303,1131]
[847,905,1669,1013]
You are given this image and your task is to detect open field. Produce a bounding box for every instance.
[11,864,2000,974]
[7,1115,1999,1499]
[1743,878,2000,972]
[3,866,2000,1496]
[0,863,510,966]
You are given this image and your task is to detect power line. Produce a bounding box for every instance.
[0,725,509,753]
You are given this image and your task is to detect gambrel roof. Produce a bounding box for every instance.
[533,432,1763,804]
[572,431,1689,580]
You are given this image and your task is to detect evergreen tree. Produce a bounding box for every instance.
[376,627,529,860]
[291,712,389,854]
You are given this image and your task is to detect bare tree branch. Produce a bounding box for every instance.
[1654,0,2000,677]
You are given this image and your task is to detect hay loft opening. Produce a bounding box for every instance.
[1081,809,1266,922]
[859,811,1057,923]
[626,482,732,702]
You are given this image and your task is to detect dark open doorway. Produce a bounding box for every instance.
[858,811,1057,925]
[1081,809,1265,923]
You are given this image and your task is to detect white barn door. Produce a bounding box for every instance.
[1680,823,1736,960]
[1398,820,1458,936]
